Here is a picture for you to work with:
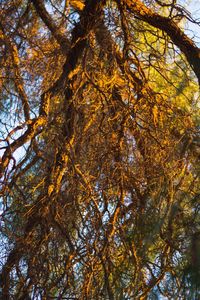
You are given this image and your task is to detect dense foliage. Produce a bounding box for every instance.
[0,0,199,299]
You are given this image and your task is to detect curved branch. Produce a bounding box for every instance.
[120,0,200,84]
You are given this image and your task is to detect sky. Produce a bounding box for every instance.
[183,0,200,45]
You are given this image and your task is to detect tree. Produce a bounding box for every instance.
[0,0,199,299]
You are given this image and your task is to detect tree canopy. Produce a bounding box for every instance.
[0,0,200,299]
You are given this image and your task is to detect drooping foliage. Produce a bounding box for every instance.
[0,0,199,299]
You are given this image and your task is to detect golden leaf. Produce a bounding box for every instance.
[152,105,158,126]
[70,0,85,11]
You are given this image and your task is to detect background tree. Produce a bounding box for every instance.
[0,0,199,299]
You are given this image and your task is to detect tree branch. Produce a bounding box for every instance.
[31,0,70,51]
[120,0,200,84]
